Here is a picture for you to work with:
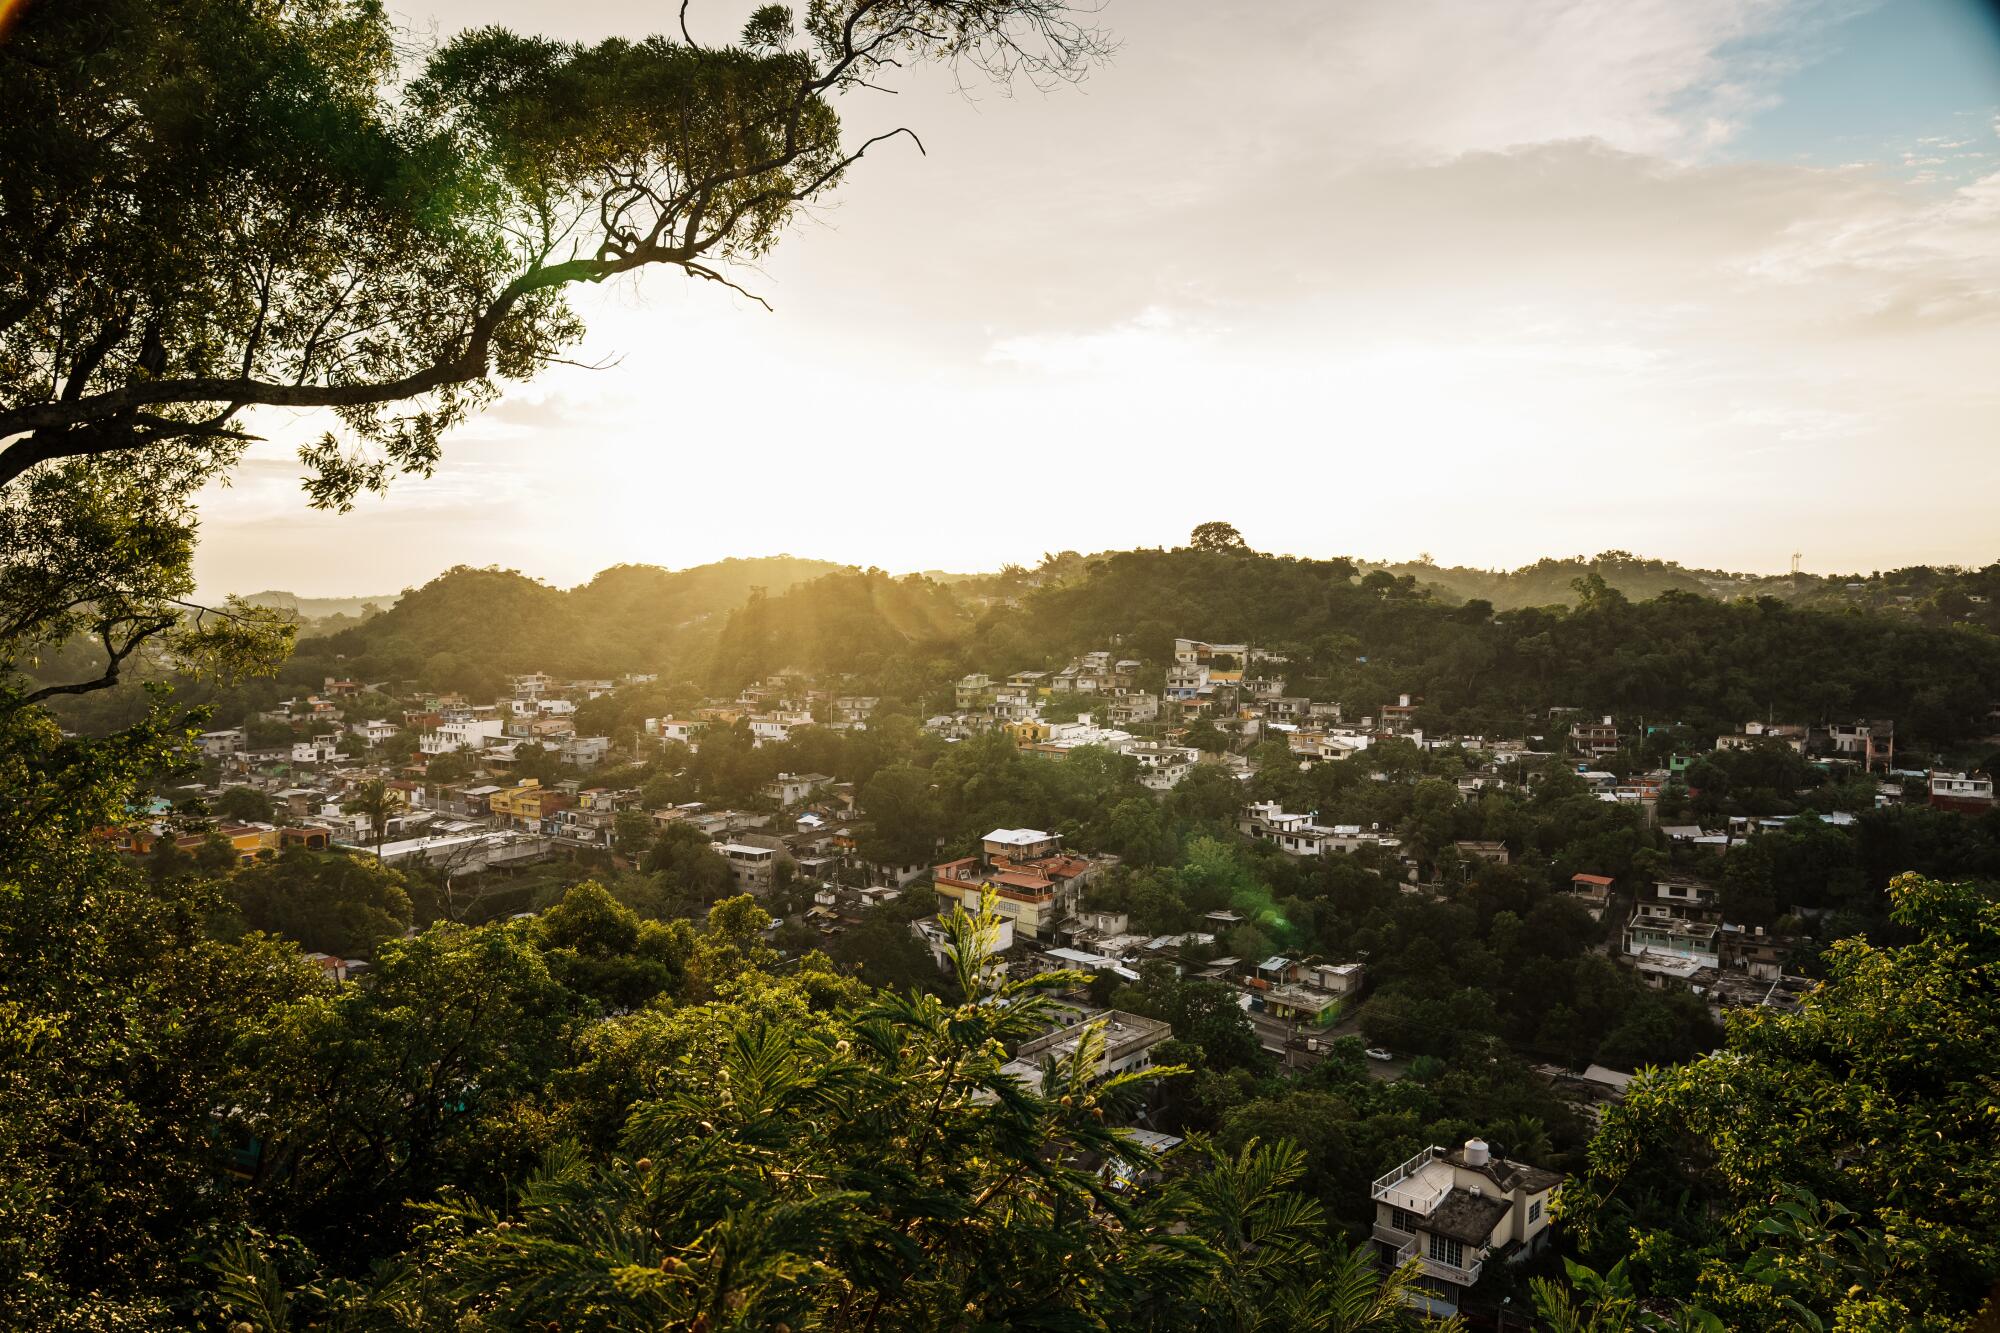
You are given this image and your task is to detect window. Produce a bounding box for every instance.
[1528,1199,1542,1223]
[1427,1234,1465,1269]
[1391,1207,1418,1233]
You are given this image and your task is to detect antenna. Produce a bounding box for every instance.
[1790,552,1802,575]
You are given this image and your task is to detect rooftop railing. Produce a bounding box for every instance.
[1370,1146,1450,1215]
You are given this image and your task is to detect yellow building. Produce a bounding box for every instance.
[490,778,568,827]
[1004,719,1052,747]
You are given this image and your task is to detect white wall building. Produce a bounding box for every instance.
[1371,1140,1562,1316]
[421,718,506,755]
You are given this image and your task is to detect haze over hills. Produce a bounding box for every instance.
[252,542,2000,759]
[248,547,2000,623]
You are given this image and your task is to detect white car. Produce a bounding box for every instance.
[1364,1047,1395,1062]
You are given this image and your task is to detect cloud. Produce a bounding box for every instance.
[985,306,1223,375]
[188,0,2000,592]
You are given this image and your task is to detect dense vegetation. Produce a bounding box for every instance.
[5,0,2000,1325]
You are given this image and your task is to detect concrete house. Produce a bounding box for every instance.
[1371,1139,1562,1316]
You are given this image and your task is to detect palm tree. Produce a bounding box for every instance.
[341,777,397,857]
[1163,1136,1457,1332]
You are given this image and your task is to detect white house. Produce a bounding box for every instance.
[421,718,506,755]
[1000,1010,1172,1088]
[290,733,343,764]
[197,728,246,757]
[558,734,611,768]
[645,718,699,746]
[1371,1140,1562,1316]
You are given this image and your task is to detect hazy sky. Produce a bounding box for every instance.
[194,0,2000,596]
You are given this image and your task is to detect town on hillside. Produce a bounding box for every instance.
[102,619,2000,1319]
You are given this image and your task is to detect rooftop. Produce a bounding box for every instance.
[984,827,1057,846]
[1426,1188,1513,1245]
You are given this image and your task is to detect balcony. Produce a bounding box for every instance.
[1370,1146,1450,1215]
[1392,1235,1484,1288]
[1371,1221,1414,1249]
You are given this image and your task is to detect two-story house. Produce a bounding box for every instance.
[1929,769,1995,814]
[930,828,1102,939]
[1370,1139,1563,1316]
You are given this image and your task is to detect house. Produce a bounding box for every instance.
[197,728,247,757]
[1370,1139,1563,1316]
[954,674,994,710]
[1818,719,1894,772]
[421,718,506,755]
[1715,721,1806,754]
[1452,839,1509,866]
[1566,873,1613,920]
[510,671,555,700]
[758,771,830,809]
[490,779,569,829]
[290,733,343,765]
[718,842,785,894]
[912,913,1014,980]
[349,719,399,745]
[1000,1010,1172,1088]
[750,714,806,745]
[929,828,1104,939]
[557,734,611,768]
[989,686,1038,722]
[1119,740,1198,789]
[1622,909,1721,983]
[1307,961,1365,997]
[1075,909,1130,936]
[1380,694,1420,735]
[1568,716,1620,760]
[644,718,699,746]
[1239,801,1399,857]
[1928,769,1995,814]
[1108,692,1161,726]
[1256,961,1364,1024]
[1174,639,1249,668]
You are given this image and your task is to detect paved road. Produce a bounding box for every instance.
[1244,1009,1410,1081]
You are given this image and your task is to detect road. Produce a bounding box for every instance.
[1243,1009,1409,1081]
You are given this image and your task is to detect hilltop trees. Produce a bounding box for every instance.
[1190,521,1250,552]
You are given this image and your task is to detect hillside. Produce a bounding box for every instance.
[285,556,846,691]
[704,569,977,690]
[1368,551,2000,619]
[235,589,397,629]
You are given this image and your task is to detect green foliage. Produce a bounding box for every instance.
[220,847,414,956]
[214,785,275,823]
[1560,873,2000,1330]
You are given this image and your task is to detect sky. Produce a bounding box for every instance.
[193,0,2000,597]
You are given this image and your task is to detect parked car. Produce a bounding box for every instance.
[1364,1047,1395,1062]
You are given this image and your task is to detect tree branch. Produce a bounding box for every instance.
[7,615,176,710]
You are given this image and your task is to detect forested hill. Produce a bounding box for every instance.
[702,548,2000,753]
[287,557,845,692]
[189,545,2000,755]
[1369,550,2000,616]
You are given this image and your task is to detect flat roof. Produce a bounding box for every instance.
[983,827,1056,845]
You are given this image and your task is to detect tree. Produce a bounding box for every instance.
[857,762,944,867]
[1,0,1105,696]
[214,785,274,823]
[341,776,399,855]
[1190,521,1249,553]
[1560,873,2000,1329]
[238,922,578,1263]
[221,846,414,956]
[612,807,657,859]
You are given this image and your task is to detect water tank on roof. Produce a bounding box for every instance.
[1464,1137,1490,1167]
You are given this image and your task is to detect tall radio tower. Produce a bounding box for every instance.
[1791,551,1802,575]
